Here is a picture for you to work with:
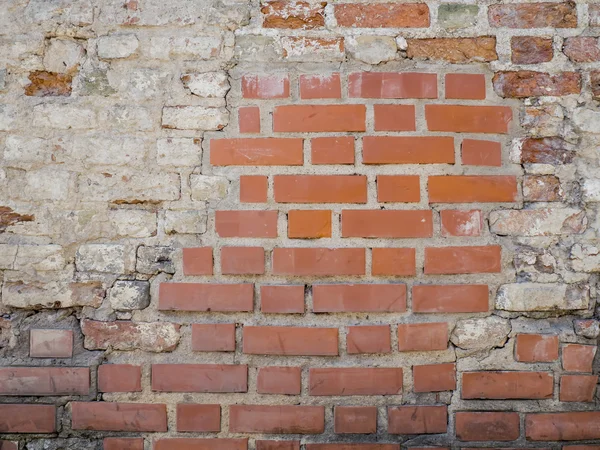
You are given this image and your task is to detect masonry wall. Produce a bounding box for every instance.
[1,0,600,449]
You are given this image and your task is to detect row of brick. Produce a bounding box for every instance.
[4,401,600,440]
[242,73,486,100]
[173,245,502,279]
[261,2,584,29]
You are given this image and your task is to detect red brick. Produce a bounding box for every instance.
[307,445,398,450]
[221,247,265,275]
[256,441,299,450]
[262,1,325,29]
[493,71,581,98]
[211,138,303,166]
[456,412,520,441]
[407,37,498,63]
[377,175,420,203]
[154,439,247,450]
[242,74,289,99]
[440,210,483,237]
[152,364,247,393]
[274,175,367,203]
[313,284,406,313]
[98,365,141,393]
[71,402,167,432]
[177,404,221,432]
[104,438,143,450]
[426,105,512,134]
[239,106,260,134]
[288,210,331,238]
[0,442,17,450]
[413,363,456,392]
[257,367,301,395]
[388,406,447,434]
[260,285,305,314]
[300,74,341,99]
[521,137,574,165]
[564,37,600,62]
[272,248,366,276]
[374,105,416,131]
[564,447,600,450]
[523,175,562,202]
[309,368,403,395]
[412,284,489,313]
[363,136,454,164]
[526,412,600,440]
[372,248,416,276]
[511,36,554,64]
[334,406,377,434]
[424,246,501,274]
[398,323,448,351]
[515,334,559,362]
[445,74,486,99]
[560,375,598,402]
[240,175,267,203]
[488,2,577,28]
[215,211,278,238]
[562,344,596,372]
[461,139,502,166]
[311,137,355,165]
[342,210,432,238]
[158,283,253,312]
[0,367,89,396]
[429,176,517,203]
[334,3,430,28]
[229,405,324,434]
[191,324,236,352]
[183,247,213,276]
[273,105,366,132]
[347,325,391,354]
[243,326,338,356]
[462,371,553,399]
[0,404,55,433]
[29,329,73,358]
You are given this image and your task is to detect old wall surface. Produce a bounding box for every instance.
[1,0,600,449]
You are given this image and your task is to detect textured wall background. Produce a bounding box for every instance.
[1,0,600,449]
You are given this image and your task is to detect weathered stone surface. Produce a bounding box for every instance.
[190,175,229,201]
[76,244,126,273]
[0,318,12,348]
[592,70,600,99]
[261,1,325,29]
[407,37,497,63]
[136,246,175,274]
[2,281,104,309]
[574,319,600,339]
[451,316,511,350]
[81,319,180,352]
[234,35,280,61]
[146,36,222,60]
[523,175,562,202]
[496,283,589,311]
[25,439,101,450]
[181,72,230,98]
[97,34,139,59]
[156,138,202,166]
[514,246,557,282]
[77,171,180,203]
[25,71,72,97]
[108,209,157,238]
[570,244,600,273]
[572,108,600,134]
[346,36,397,65]
[43,38,85,74]
[490,208,587,236]
[488,2,577,28]
[25,0,94,26]
[108,281,150,311]
[520,137,574,165]
[102,105,153,131]
[33,104,97,129]
[8,168,73,201]
[493,71,581,98]
[280,37,345,61]
[0,245,66,272]
[582,179,600,202]
[520,105,564,137]
[162,106,228,130]
[0,105,17,131]
[69,135,146,166]
[78,69,116,96]
[0,69,6,91]
[438,4,478,29]
[164,210,207,234]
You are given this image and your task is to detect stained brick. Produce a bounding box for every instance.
[526,412,600,440]
[272,248,366,276]
[0,404,56,433]
[515,334,559,362]
[562,344,596,372]
[104,438,144,450]
[489,2,577,28]
[560,375,598,402]
[300,74,341,99]
[30,329,73,358]
[334,3,430,28]
[211,138,303,166]
[242,75,289,99]
[461,139,502,166]
[334,406,377,434]
[0,367,88,396]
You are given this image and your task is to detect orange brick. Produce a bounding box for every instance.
[191,323,236,352]
[299,74,341,99]
[348,71,437,98]
[397,323,448,351]
[240,175,268,203]
[456,411,519,441]
[372,248,416,276]
[342,210,432,238]
[413,363,456,392]
[515,334,559,362]
[288,210,331,238]
[312,284,406,313]
[152,364,247,393]
[216,211,278,238]
[388,406,447,434]
[560,375,598,402]
[335,3,430,28]
[211,138,303,166]
[526,412,600,440]
[243,326,338,356]
[462,371,553,399]
[462,139,502,166]
[158,283,253,312]
[364,136,454,164]
[98,365,141,393]
[239,106,260,133]
[221,247,265,275]
[274,175,367,203]
[412,284,489,313]
[428,175,517,203]
[242,74,289,99]
[445,74,486,99]
[424,245,501,274]
[262,1,325,29]
[311,137,355,165]
[273,105,366,132]
[309,368,403,395]
[257,367,301,395]
[374,104,416,131]
[440,210,483,237]
[347,325,391,354]
[183,247,213,275]
[260,285,305,314]
[426,105,513,134]
[377,175,420,203]
[229,405,324,434]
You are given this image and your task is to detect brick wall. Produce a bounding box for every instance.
[0,0,599,449]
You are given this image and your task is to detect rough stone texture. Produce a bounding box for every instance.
[1,0,600,447]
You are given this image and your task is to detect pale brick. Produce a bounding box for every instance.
[29,329,73,358]
[25,0,94,26]
[438,4,478,29]
[12,245,66,272]
[97,34,139,59]
[81,319,180,352]
[111,69,171,100]
[2,280,104,309]
[8,168,72,201]
[489,208,587,236]
[164,210,208,234]
[346,36,397,65]
[451,316,510,350]
[570,244,600,273]
[108,281,150,311]
[281,37,345,61]
[190,175,229,201]
[0,105,18,131]
[69,135,146,166]
[43,38,85,74]
[496,283,589,311]
[156,138,202,166]
[147,36,222,59]
[574,319,600,339]
[181,72,230,98]
[582,178,600,202]
[162,106,228,130]
[33,104,98,129]
[108,209,157,238]
[76,244,126,273]
[4,136,52,166]
[77,171,180,202]
[102,105,153,131]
